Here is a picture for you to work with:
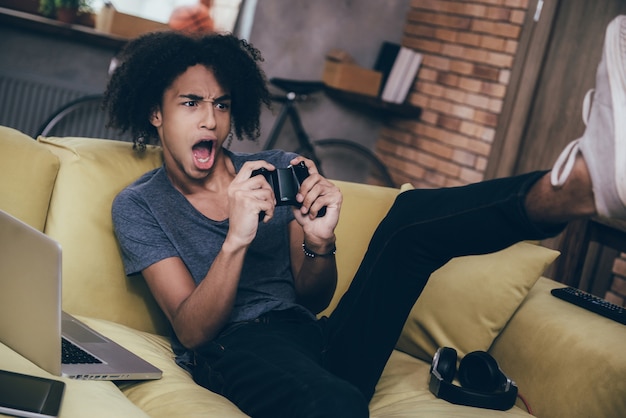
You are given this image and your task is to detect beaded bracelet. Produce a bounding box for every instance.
[302,242,337,258]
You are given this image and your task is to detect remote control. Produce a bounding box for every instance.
[551,287,626,325]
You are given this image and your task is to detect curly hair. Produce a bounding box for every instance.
[102,31,271,148]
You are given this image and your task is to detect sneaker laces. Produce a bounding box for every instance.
[550,89,595,187]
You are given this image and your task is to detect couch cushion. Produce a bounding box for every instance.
[0,126,59,231]
[78,316,249,418]
[319,180,408,317]
[370,350,533,417]
[489,277,626,418]
[72,316,535,417]
[395,242,559,362]
[0,339,149,418]
[38,136,167,335]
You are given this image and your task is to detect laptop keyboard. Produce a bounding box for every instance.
[62,338,102,364]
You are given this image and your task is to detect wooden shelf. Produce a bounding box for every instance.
[0,7,127,50]
[324,86,422,119]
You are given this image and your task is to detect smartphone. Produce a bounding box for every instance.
[0,369,65,418]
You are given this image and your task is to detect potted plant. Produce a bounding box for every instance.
[39,0,92,24]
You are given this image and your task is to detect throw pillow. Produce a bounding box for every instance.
[38,136,167,336]
[0,126,59,231]
[395,241,559,362]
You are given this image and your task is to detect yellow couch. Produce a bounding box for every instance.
[1,125,625,418]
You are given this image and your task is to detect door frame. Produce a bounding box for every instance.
[485,0,562,179]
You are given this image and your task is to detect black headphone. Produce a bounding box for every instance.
[429,347,518,411]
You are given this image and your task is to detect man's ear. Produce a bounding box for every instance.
[150,108,162,127]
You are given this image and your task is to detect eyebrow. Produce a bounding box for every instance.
[179,93,231,102]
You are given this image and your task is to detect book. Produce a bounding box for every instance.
[374,42,401,96]
[381,46,411,102]
[392,51,423,104]
[380,46,422,104]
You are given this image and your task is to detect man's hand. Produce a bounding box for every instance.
[291,157,342,245]
[225,161,276,249]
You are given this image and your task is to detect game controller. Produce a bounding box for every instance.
[251,161,326,219]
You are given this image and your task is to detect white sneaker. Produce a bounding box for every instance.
[551,15,626,218]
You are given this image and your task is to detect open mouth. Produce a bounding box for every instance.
[192,140,215,168]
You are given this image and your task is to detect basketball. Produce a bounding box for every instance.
[169,4,214,34]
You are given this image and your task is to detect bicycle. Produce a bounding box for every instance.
[264,78,395,187]
[36,94,133,142]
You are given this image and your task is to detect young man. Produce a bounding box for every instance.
[105,16,626,418]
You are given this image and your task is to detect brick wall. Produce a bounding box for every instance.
[376,0,530,188]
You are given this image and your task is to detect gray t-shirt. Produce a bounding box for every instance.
[112,149,315,369]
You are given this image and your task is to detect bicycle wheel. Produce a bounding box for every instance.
[37,94,133,142]
[302,138,395,188]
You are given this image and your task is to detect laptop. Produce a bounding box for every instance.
[0,209,162,381]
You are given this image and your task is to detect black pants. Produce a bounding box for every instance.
[193,171,561,418]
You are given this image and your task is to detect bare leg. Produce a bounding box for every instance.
[526,155,596,225]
